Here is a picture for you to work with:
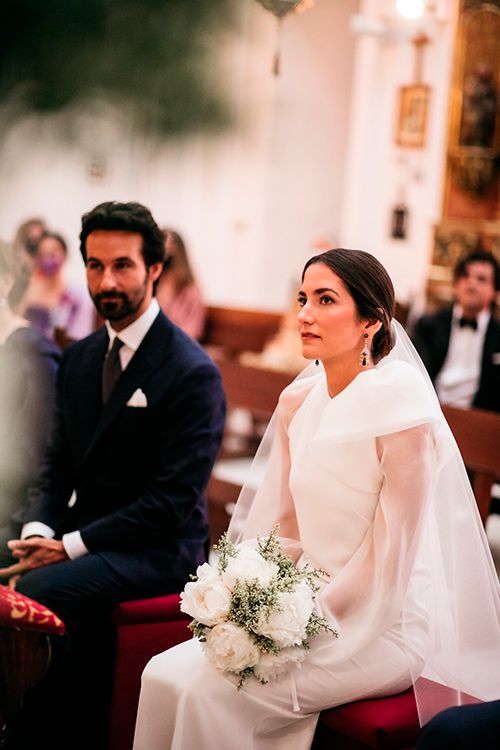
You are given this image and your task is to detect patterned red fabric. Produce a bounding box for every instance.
[0,584,65,635]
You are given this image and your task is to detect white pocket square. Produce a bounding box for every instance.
[126,388,148,407]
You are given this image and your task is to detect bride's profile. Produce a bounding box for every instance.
[133,248,500,750]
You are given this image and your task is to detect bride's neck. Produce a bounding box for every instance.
[322,358,373,398]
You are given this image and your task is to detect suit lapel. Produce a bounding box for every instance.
[83,313,174,460]
[480,316,499,375]
[77,327,109,446]
[436,310,453,373]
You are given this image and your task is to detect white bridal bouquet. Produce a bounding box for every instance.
[180,526,337,686]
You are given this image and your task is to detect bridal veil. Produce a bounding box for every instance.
[228,320,500,726]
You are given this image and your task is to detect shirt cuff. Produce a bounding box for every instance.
[21,522,55,540]
[62,531,89,560]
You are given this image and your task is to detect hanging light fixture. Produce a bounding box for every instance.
[254,0,303,19]
[254,0,313,75]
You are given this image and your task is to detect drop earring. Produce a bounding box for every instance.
[360,333,370,367]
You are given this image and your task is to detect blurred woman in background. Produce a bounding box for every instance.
[156,228,206,340]
[21,231,94,342]
[13,216,47,261]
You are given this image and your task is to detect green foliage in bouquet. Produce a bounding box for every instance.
[184,526,338,686]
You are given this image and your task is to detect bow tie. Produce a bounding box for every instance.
[458,316,478,331]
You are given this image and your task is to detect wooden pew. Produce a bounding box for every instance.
[217,359,293,416]
[206,361,294,545]
[202,305,283,358]
[442,405,500,524]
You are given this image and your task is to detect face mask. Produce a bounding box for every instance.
[38,257,64,276]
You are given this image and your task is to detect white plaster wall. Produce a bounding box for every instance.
[0,0,457,314]
[339,0,458,306]
[0,0,358,312]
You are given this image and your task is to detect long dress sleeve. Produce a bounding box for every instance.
[318,424,434,661]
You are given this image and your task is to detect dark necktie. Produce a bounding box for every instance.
[102,337,124,403]
[458,316,478,331]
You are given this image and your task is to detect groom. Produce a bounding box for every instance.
[0,201,226,748]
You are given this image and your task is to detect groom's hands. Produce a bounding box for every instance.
[0,537,69,584]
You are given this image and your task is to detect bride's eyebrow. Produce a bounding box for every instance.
[314,287,340,297]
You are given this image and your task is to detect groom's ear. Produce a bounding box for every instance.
[148,261,163,283]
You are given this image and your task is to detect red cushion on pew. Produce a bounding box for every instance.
[0,583,64,635]
[107,594,192,750]
[318,688,418,750]
[109,593,186,625]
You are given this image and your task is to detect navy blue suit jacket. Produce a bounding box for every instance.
[24,310,226,594]
[412,307,500,413]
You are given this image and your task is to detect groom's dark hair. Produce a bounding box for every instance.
[79,201,165,269]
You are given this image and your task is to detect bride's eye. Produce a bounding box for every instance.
[320,295,334,305]
[297,296,306,307]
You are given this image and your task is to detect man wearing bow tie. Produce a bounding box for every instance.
[0,202,226,748]
[412,249,500,412]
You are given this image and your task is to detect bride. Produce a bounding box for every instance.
[133,249,500,750]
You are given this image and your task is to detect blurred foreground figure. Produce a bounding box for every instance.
[416,700,500,750]
[0,240,60,567]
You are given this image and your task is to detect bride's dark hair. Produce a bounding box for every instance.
[302,248,395,364]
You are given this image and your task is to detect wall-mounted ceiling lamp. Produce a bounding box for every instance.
[351,1,445,42]
[395,0,426,21]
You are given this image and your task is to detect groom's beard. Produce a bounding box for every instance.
[92,278,148,322]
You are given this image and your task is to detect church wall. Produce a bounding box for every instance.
[0,0,457,312]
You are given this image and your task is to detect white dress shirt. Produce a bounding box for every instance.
[22,299,160,558]
[436,305,489,408]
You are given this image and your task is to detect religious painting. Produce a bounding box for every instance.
[444,2,500,205]
[395,84,430,148]
[456,5,500,150]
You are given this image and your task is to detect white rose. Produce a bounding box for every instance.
[253,646,306,683]
[195,562,217,580]
[203,622,260,673]
[180,571,232,626]
[222,546,279,590]
[256,581,314,647]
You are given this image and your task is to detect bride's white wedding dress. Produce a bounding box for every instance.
[133,362,434,750]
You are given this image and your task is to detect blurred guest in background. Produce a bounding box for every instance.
[13,216,47,260]
[21,230,94,342]
[156,228,206,340]
[239,295,306,375]
[0,240,60,567]
[412,249,500,412]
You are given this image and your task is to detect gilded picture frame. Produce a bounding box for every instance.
[395,84,431,148]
